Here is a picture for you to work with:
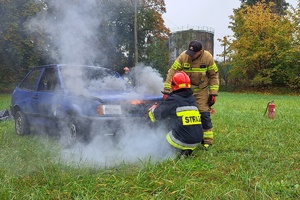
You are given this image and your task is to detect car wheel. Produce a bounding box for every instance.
[59,116,90,147]
[14,110,30,135]
[66,120,78,146]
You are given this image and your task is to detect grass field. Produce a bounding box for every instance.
[0,92,299,199]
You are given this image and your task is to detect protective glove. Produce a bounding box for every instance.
[207,94,217,107]
[148,103,158,122]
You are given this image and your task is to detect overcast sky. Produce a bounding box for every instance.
[163,0,298,60]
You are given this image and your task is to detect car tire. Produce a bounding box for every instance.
[58,118,78,148]
[59,115,90,147]
[14,110,30,135]
[67,120,78,146]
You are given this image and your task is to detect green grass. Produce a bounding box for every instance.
[0,94,11,110]
[0,92,299,199]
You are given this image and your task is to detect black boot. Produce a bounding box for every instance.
[177,149,193,159]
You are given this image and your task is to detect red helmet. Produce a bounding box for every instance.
[124,67,129,71]
[171,71,191,91]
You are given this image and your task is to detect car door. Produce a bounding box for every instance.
[32,67,63,128]
[15,67,43,124]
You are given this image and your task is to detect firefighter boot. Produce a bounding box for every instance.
[202,129,213,150]
[177,149,193,159]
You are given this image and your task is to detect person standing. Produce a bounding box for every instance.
[122,67,133,85]
[148,71,203,158]
[163,40,219,149]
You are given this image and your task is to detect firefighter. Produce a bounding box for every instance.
[122,67,133,85]
[148,71,203,158]
[163,40,219,149]
[123,67,130,75]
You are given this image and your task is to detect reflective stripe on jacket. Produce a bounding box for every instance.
[153,89,203,146]
[164,50,219,95]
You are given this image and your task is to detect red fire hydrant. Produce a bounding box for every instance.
[267,101,275,119]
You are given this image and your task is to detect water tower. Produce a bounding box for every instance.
[168,26,215,64]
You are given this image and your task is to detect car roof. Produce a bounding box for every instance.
[29,64,116,75]
[31,64,108,69]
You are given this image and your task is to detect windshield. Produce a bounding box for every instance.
[60,65,129,92]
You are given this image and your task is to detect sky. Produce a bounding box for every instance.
[163,0,298,60]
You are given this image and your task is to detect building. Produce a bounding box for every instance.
[168,26,215,64]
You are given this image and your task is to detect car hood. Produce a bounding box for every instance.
[86,90,162,102]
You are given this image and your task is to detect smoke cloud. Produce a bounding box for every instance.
[28,0,100,65]
[61,122,176,168]
[27,0,175,167]
[132,65,164,94]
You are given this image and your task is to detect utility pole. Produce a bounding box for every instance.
[223,36,227,63]
[134,0,138,65]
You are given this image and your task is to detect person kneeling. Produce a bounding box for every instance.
[148,71,203,158]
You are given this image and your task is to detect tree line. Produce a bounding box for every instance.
[218,0,300,89]
[0,0,170,88]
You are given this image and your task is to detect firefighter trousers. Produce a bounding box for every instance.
[193,88,214,145]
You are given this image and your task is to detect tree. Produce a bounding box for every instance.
[0,0,43,85]
[229,1,295,87]
[0,0,170,87]
[217,36,233,86]
[138,0,170,74]
[80,0,170,72]
[240,0,289,15]
[284,1,300,88]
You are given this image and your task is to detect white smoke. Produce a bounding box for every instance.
[132,64,164,94]
[59,65,175,167]
[61,123,176,168]
[28,0,100,65]
[27,0,175,167]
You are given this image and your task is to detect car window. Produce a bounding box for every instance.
[38,68,61,91]
[85,67,118,79]
[19,68,42,91]
[85,67,128,91]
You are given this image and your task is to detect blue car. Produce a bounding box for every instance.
[10,64,163,143]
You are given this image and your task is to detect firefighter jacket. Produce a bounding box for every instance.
[149,89,203,147]
[164,50,219,95]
